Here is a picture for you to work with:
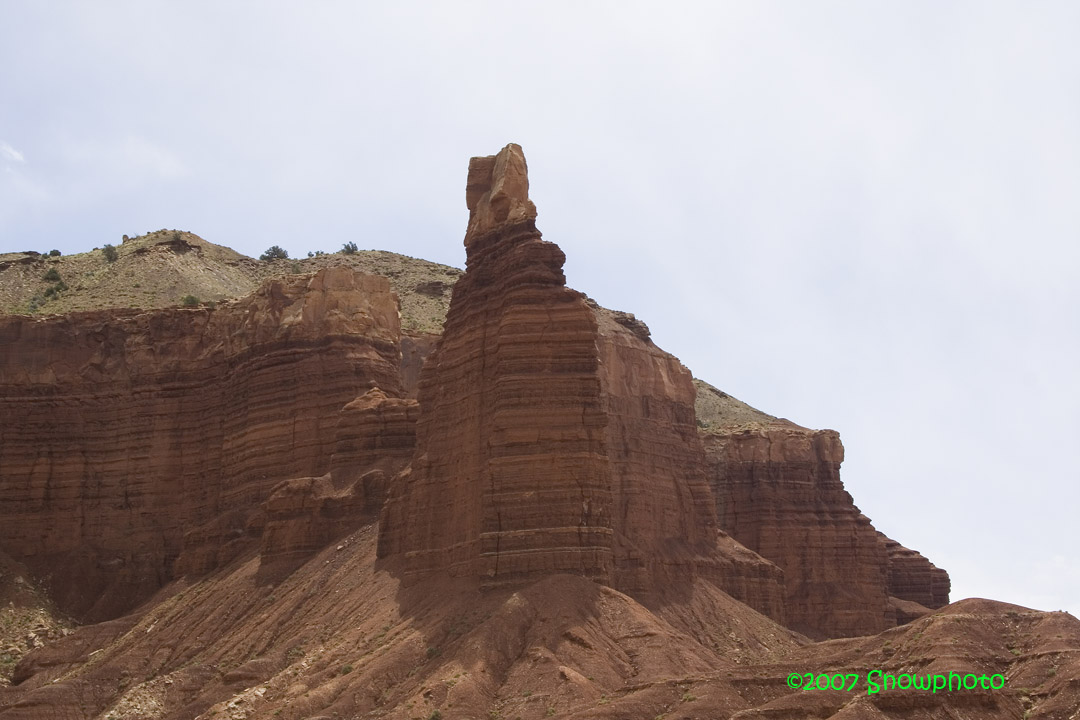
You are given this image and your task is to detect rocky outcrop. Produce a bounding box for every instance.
[0,268,402,620]
[329,388,419,509]
[378,144,785,619]
[702,424,888,638]
[702,421,950,638]
[378,143,616,585]
[256,385,421,577]
[257,475,363,576]
[879,531,951,610]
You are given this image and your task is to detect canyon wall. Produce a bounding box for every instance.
[0,268,402,620]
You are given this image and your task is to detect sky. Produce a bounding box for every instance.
[2,1,1077,618]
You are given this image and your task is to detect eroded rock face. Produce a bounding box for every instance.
[591,307,783,612]
[702,422,950,638]
[464,144,537,242]
[0,268,402,620]
[257,475,362,576]
[879,531,951,611]
[378,144,785,619]
[257,388,419,577]
[329,387,419,512]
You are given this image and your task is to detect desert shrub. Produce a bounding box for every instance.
[43,280,68,298]
[181,295,199,307]
[342,241,358,255]
[49,249,61,257]
[103,244,119,262]
[259,245,289,261]
[43,268,61,282]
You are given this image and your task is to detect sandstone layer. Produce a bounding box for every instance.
[0,268,402,620]
[879,531,951,610]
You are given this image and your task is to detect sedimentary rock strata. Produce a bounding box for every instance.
[0,268,402,620]
[329,388,419,510]
[378,144,785,619]
[591,307,783,612]
[258,474,363,576]
[378,144,617,585]
[879,531,951,610]
[702,421,950,637]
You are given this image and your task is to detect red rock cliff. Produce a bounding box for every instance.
[378,144,785,618]
[878,531,951,614]
[702,421,949,637]
[0,268,402,620]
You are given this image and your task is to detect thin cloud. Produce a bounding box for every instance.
[1,141,25,164]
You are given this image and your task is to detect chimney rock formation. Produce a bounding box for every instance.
[378,144,784,616]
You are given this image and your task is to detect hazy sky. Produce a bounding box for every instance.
[2,2,1077,618]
